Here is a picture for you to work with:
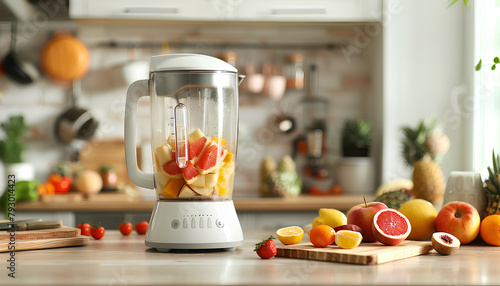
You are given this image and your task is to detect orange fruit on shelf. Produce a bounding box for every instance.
[276,226,304,245]
[308,225,336,247]
[480,214,500,246]
[335,230,363,249]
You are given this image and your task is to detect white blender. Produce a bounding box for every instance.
[124,54,244,251]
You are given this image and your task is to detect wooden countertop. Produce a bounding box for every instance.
[5,230,500,285]
[16,194,375,212]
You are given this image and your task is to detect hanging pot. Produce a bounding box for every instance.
[54,106,98,145]
[3,22,40,84]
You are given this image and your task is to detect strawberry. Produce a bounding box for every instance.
[254,235,277,259]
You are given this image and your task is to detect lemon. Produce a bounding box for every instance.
[399,199,437,240]
[335,230,363,249]
[312,208,347,229]
[276,226,304,245]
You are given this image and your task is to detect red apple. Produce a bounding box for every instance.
[346,202,388,242]
[435,201,480,245]
[333,224,363,235]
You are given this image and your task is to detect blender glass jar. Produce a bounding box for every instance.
[150,70,238,201]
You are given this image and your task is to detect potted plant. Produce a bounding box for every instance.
[341,119,373,157]
[336,119,375,194]
[0,115,34,181]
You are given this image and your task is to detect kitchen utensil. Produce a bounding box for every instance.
[3,22,39,84]
[443,171,487,219]
[276,240,433,265]
[0,236,88,252]
[125,54,245,251]
[0,219,62,231]
[54,105,98,145]
[262,62,286,100]
[41,31,90,82]
[0,226,79,240]
[239,64,264,94]
[284,53,304,90]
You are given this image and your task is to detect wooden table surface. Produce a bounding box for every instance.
[3,230,500,285]
[16,194,375,212]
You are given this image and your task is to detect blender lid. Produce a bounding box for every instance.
[150,54,237,73]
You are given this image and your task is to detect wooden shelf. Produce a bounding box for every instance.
[16,194,374,212]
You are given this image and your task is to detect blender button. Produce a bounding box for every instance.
[182,218,188,228]
[171,219,180,229]
[191,218,196,228]
[207,217,212,228]
[199,217,204,228]
[215,218,224,228]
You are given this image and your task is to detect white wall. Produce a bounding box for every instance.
[382,0,471,182]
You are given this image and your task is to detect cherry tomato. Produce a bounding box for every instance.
[119,222,133,236]
[91,226,105,240]
[135,221,149,235]
[77,222,90,229]
[80,225,92,236]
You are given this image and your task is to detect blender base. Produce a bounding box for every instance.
[145,200,244,252]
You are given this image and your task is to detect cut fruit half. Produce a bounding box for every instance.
[276,226,304,245]
[372,208,411,246]
[335,230,363,249]
[161,160,183,179]
[182,162,200,184]
[432,232,460,255]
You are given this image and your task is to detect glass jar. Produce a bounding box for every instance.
[284,53,304,90]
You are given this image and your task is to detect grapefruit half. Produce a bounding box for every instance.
[372,208,411,246]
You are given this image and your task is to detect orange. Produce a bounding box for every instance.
[480,214,500,246]
[161,179,184,198]
[308,225,335,247]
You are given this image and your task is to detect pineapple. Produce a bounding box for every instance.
[401,119,449,205]
[484,150,500,216]
[375,189,412,210]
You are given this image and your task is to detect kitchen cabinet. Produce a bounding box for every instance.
[69,0,381,22]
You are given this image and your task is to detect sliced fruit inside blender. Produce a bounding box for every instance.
[156,128,234,199]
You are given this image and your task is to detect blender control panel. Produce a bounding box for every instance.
[170,215,224,230]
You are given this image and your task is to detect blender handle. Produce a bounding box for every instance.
[124,79,155,189]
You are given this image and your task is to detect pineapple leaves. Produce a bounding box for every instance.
[400,119,438,166]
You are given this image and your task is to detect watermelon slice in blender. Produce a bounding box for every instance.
[182,162,200,185]
[161,160,183,179]
[196,142,228,174]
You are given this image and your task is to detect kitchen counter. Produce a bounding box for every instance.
[16,194,374,212]
[4,230,500,285]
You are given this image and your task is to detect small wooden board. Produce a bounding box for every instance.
[0,227,80,240]
[0,236,89,252]
[276,241,433,265]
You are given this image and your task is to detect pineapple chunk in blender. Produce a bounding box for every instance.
[161,179,184,198]
[156,144,173,165]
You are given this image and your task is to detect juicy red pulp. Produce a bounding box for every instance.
[376,211,409,236]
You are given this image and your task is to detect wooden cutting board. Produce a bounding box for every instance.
[0,236,89,252]
[0,227,80,240]
[276,241,434,265]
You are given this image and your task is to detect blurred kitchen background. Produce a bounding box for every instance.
[0,0,498,229]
